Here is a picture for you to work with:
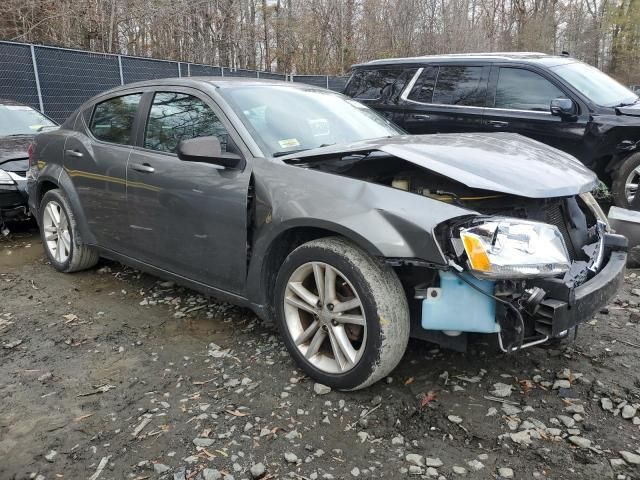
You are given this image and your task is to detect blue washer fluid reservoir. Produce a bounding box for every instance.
[421,271,500,333]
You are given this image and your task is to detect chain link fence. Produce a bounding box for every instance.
[0,40,350,123]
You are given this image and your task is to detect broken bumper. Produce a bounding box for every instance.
[530,246,626,338]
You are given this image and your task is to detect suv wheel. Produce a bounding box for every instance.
[39,189,99,272]
[612,151,640,209]
[274,237,410,390]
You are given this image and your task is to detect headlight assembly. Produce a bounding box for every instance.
[0,169,15,185]
[459,218,570,279]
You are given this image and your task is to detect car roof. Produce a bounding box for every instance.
[353,52,578,68]
[99,76,326,94]
[0,98,34,107]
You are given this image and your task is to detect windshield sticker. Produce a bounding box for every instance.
[278,138,300,149]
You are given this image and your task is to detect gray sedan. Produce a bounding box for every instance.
[27,78,626,390]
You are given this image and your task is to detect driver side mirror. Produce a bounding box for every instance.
[550,98,576,117]
[177,136,243,169]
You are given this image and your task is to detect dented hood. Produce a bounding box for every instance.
[282,132,597,198]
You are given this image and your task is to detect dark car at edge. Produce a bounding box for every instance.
[27,78,627,389]
[343,52,640,209]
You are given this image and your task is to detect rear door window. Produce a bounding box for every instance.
[345,69,410,102]
[407,66,438,103]
[432,66,486,106]
[143,92,228,154]
[494,68,564,111]
[89,93,142,144]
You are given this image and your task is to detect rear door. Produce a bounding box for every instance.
[483,65,588,158]
[344,67,418,125]
[400,64,491,134]
[63,91,143,253]
[126,88,251,293]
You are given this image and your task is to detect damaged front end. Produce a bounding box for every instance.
[433,192,627,352]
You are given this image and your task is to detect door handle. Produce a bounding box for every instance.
[65,149,83,158]
[488,120,509,128]
[411,114,431,120]
[131,163,155,173]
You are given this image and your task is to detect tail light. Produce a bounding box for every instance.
[27,142,34,168]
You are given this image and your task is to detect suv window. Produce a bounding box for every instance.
[90,93,142,144]
[144,92,228,154]
[407,66,438,103]
[345,69,412,102]
[495,68,564,112]
[432,66,485,106]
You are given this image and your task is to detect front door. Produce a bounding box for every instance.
[63,92,143,253]
[483,66,588,160]
[401,65,491,135]
[126,90,251,294]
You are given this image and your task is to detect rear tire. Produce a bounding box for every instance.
[274,237,410,390]
[612,152,640,209]
[39,189,99,273]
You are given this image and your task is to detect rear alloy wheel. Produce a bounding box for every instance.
[275,237,410,390]
[612,151,640,209]
[39,189,99,272]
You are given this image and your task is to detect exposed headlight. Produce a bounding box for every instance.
[0,169,15,185]
[460,218,570,279]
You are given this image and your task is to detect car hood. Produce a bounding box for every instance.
[281,133,597,198]
[0,135,32,171]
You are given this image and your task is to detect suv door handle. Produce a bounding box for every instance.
[411,114,431,120]
[488,120,509,128]
[131,163,155,173]
[65,149,83,158]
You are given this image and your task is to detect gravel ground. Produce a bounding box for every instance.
[1,224,640,480]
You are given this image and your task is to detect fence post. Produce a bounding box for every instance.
[117,55,124,85]
[326,76,329,89]
[30,45,44,113]
[221,67,224,77]
[187,63,191,77]
[177,62,181,77]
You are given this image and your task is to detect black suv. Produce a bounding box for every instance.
[344,53,640,209]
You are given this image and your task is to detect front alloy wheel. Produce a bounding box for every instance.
[42,200,71,263]
[275,237,410,390]
[284,261,367,374]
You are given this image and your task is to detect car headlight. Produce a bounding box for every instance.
[459,218,570,279]
[0,169,15,185]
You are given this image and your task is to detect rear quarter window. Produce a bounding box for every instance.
[345,68,416,103]
[89,93,142,145]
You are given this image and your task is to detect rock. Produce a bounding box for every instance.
[502,404,522,416]
[314,383,331,395]
[285,429,300,440]
[351,467,360,477]
[408,466,423,475]
[610,458,626,469]
[557,415,576,428]
[371,395,382,406]
[174,467,186,480]
[202,469,222,480]
[406,453,425,466]
[452,466,467,475]
[467,460,484,471]
[183,456,199,464]
[633,417,640,425]
[250,463,266,479]
[568,436,592,448]
[284,452,298,463]
[620,451,640,465]
[601,398,614,411]
[491,383,513,398]
[193,437,215,447]
[38,372,53,382]
[498,467,514,479]
[486,407,498,417]
[510,430,532,445]
[631,288,640,296]
[553,380,571,389]
[391,435,404,445]
[426,458,443,468]
[426,467,438,477]
[357,432,368,443]
[622,405,637,419]
[154,463,171,474]
[45,450,57,462]
[565,404,585,414]
[448,415,463,424]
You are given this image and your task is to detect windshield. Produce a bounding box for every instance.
[0,104,56,136]
[551,62,638,107]
[220,86,403,157]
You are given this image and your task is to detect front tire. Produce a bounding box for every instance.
[274,237,410,390]
[612,152,640,209]
[39,189,99,272]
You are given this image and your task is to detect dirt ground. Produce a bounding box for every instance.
[1,222,640,480]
